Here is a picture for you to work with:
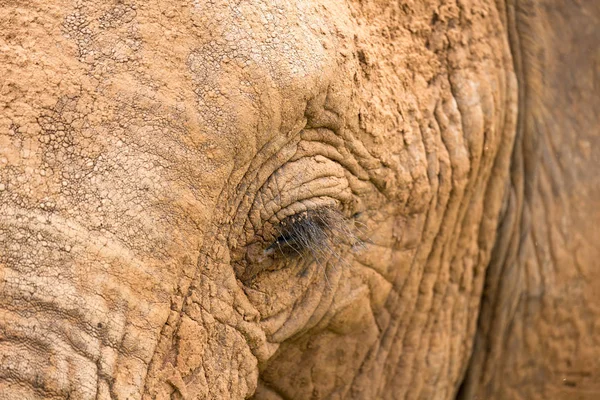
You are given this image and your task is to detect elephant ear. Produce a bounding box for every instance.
[460,1,600,399]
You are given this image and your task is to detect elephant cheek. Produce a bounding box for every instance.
[145,313,259,399]
[143,256,277,400]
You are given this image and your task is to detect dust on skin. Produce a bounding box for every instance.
[2,0,598,399]
[0,0,513,398]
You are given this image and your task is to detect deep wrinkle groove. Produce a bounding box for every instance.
[383,122,447,398]
[413,222,455,395]
[492,1,530,390]
[386,105,454,395]
[413,106,475,396]
[0,335,95,398]
[258,175,350,223]
[438,110,488,397]
[373,231,427,396]
[457,1,528,396]
[370,232,422,394]
[437,82,488,332]
[229,140,301,242]
[295,137,370,180]
[458,127,508,396]
[243,151,361,242]
[224,121,306,216]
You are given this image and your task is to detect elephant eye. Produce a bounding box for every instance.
[265,208,361,262]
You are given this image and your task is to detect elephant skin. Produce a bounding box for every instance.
[0,0,598,399]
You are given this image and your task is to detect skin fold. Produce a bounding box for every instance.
[0,0,597,399]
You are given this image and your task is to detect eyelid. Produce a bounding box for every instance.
[245,156,352,234]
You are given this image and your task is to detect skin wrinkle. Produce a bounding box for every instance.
[6,0,578,398]
[464,90,509,390]
[0,211,159,350]
[442,65,508,400]
[145,251,265,397]
[246,223,339,310]
[373,114,450,396]
[292,142,371,187]
[0,331,71,396]
[403,102,451,396]
[188,290,262,361]
[346,0,516,396]
[460,1,600,398]
[405,163,448,398]
[229,135,303,243]
[267,274,332,342]
[239,135,366,246]
[258,164,351,222]
[1,308,114,367]
[0,320,105,398]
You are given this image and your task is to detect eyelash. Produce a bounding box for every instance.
[266,215,325,257]
[264,208,361,262]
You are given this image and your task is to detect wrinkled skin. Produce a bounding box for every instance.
[0,0,598,399]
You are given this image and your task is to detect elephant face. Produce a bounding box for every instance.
[0,0,519,399]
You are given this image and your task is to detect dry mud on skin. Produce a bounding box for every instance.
[0,0,599,399]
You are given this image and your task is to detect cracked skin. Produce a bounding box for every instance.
[0,0,599,399]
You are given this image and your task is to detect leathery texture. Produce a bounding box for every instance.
[0,0,518,399]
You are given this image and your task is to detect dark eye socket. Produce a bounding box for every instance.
[267,232,299,253]
[266,213,327,256]
[265,208,360,261]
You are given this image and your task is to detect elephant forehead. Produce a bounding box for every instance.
[97,0,356,202]
[188,0,330,86]
[0,0,357,225]
[181,0,355,158]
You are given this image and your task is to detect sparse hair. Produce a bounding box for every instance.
[265,207,364,267]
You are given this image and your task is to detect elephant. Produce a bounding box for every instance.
[0,0,598,398]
